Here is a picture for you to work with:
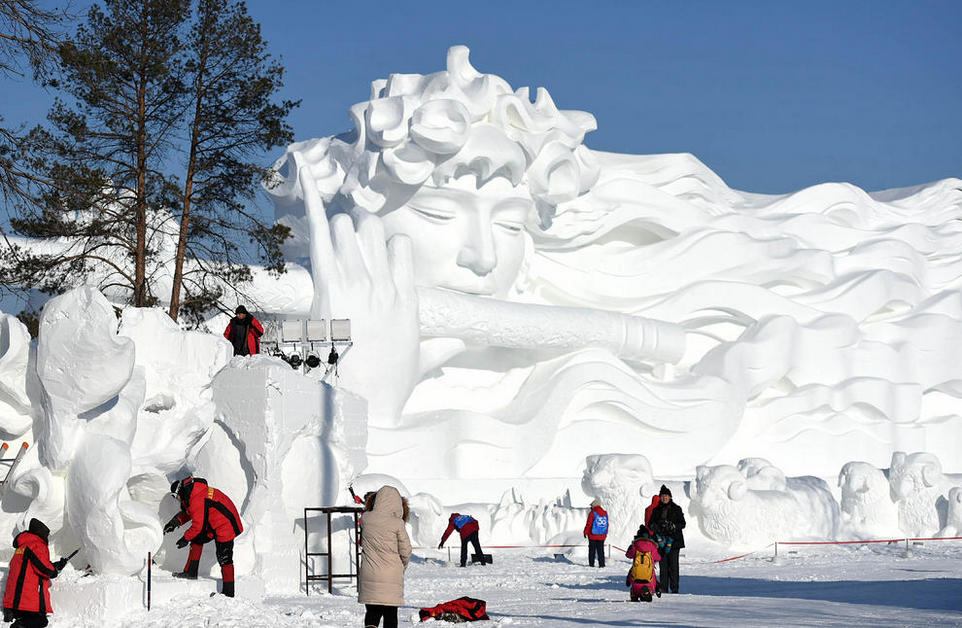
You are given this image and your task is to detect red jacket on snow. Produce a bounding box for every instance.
[2,531,58,614]
[173,478,243,544]
[439,513,479,545]
[584,505,609,540]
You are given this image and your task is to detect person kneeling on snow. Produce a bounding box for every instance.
[2,519,69,628]
[164,477,243,597]
[625,526,662,603]
[438,513,486,568]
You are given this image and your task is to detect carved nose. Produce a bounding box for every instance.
[457,225,497,275]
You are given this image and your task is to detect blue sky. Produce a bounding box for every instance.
[3,0,960,193]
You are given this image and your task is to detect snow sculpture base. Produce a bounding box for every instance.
[50,570,265,623]
[197,356,367,593]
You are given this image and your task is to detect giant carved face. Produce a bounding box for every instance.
[380,174,533,298]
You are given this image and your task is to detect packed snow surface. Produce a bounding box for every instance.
[35,542,962,627]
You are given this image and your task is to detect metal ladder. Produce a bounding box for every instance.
[0,442,29,494]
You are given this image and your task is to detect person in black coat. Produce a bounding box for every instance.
[648,484,685,594]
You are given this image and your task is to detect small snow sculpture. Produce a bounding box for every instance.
[936,487,962,538]
[690,463,839,547]
[838,461,899,538]
[581,454,656,544]
[889,451,962,537]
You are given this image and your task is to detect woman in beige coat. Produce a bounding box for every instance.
[359,485,412,628]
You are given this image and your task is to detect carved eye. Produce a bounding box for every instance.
[495,221,523,234]
[410,206,455,222]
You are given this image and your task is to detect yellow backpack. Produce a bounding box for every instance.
[629,549,654,584]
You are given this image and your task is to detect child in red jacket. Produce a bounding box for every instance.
[583,500,608,567]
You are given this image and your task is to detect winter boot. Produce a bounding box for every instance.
[630,593,639,602]
[221,564,235,597]
[641,589,653,602]
[174,543,202,579]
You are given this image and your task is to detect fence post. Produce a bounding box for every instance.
[774,542,778,559]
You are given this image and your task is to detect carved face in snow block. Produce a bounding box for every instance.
[380,175,533,297]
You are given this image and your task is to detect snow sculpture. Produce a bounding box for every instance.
[689,462,839,547]
[581,454,657,545]
[889,451,962,537]
[0,313,33,436]
[265,44,962,497]
[936,487,962,538]
[34,287,158,573]
[838,461,899,538]
[0,288,234,575]
[191,356,367,587]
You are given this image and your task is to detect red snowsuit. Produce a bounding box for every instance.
[584,505,609,541]
[439,514,479,544]
[223,315,264,356]
[625,538,661,599]
[173,479,243,544]
[169,478,242,597]
[2,531,58,615]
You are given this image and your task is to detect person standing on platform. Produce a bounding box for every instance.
[223,305,264,356]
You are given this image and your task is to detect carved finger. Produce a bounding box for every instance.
[387,233,416,300]
[357,214,392,290]
[331,213,370,284]
[298,165,337,276]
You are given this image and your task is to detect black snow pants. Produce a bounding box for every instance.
[588,539,606,567]
[364,603,397,628]
[460,531,484,567]
[659,548,680,593]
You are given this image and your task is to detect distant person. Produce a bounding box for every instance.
[648,485,685,594]
[625,525,661,602]
[583,499,608,567]
[644,494,660,527]
[358,486,412,628]
[2,518,68,628]
[223,305,263,356]
[164,477,243,597]
[438,513,486,567]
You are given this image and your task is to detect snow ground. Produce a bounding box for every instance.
[50,542,962,627]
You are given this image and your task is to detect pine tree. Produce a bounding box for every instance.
[168,0,296,324]
[3,0,296,320]
[0,0,70,284]
[5,0,189,306]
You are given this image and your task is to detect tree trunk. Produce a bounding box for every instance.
[168,19,211,322]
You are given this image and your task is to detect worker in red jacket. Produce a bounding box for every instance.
[164,477,243,597]
[2,518,68,628]
[438,513,486,568]
[583,499,609,567]
[223,305,264,356]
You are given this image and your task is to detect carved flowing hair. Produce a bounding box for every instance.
[267,45,600,232]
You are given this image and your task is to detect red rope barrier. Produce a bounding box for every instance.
[778,535,962,546]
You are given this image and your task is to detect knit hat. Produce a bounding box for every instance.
[234,305,249,315]
[28,518,50,542]
[659,484,672,497]
[590,499,601,508]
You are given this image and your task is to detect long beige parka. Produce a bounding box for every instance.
[358,486,412,606]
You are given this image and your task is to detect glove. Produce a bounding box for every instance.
[437,543,444,550]
[176,536,189,549]
[53,558,68,571]
[163,521,178,534]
